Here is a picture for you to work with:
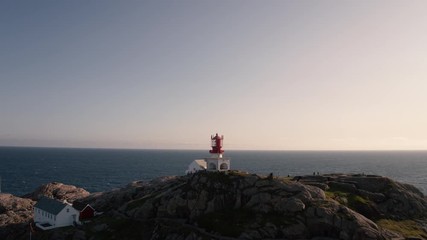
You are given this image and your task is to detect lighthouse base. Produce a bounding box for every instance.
[205,158,230,171]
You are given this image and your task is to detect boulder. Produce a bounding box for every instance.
[0,194,34,240]
[23,182,89,202]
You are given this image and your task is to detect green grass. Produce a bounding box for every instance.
[348,194,369,205]
[377,219,427,238]
[325,190,370,210]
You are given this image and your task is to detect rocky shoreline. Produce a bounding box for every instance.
[0,171,426,240]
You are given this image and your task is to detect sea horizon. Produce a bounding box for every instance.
[2,145,427,152]
[1,147,426,196]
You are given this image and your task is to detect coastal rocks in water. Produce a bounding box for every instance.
[23,182,90,202]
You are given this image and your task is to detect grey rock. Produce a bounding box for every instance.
[281,222,308,239]
[275,197,305,213]
[23,182,89,202]
[329,181,357,193]
[239,230,262,239]
[92,223,108,232]
[358,189,386,203]
[72,230,86,240]
[3,171,427,240]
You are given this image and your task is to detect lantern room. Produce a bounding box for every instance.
[209,133,224,157]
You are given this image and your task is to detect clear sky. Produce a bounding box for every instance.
[1,1,427,150]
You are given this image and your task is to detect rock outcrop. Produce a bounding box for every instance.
[0,182,90,240]
[0,194,34,240]
[297,174,427,221]
[112,171,390,239]
[2,171,427,240]
[23,182,90,202]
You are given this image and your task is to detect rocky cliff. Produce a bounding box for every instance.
[1,171,426,240]
[0,182,89,240]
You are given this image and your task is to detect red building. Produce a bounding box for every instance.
[72,202,95,221]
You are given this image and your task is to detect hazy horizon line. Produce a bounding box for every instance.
[1,145,426,152]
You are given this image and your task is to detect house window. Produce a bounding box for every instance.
[67,208,69,213]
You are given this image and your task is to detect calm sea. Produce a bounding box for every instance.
[0,147,426,196]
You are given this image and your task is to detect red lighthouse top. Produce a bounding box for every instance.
[209,133,224,154]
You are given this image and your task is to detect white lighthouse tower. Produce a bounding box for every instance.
[185,133,231,174]
[206,133,230,171]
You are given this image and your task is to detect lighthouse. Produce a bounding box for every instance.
[185,133,231,174]
[206,133,230,171]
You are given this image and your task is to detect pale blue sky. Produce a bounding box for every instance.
[1,1,427,150]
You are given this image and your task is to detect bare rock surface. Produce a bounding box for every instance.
[23,182,90,202]
[297,173,427,220]
[93,171,390,239]
[2,171,427,240]
[0,193,34,240]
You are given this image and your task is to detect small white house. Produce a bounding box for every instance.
[34,197,80,230]
[185,159,207,174]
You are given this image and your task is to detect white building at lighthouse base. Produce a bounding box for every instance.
[185,156,230,174]
[206,157,230,171]
[186,133,230,174]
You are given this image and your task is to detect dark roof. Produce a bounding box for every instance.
[34,197,67,215]
[72,201,93,211]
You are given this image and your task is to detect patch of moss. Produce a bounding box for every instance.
[377,219,427,239]
[348,194,368,205]
[326,190,370,210]
[325,191,335,199]
[326,189,384,220]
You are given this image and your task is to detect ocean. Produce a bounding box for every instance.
[0,147,426,196]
